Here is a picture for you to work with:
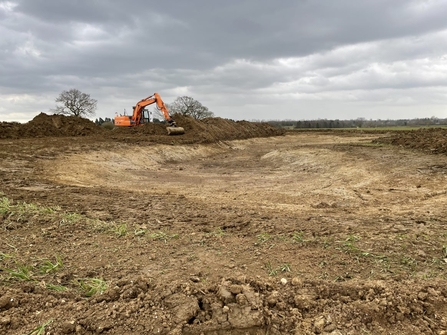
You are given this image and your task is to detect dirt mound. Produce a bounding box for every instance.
[108,114,284,144]
[0,113,284,143]
[0,113,104,139]
[373,128,447,154]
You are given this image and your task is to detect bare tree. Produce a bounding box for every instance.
[53,89,97,117]
[168,96,213,120]
[151,106,165,122]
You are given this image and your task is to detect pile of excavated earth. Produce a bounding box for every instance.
[373,127,447,155]
[0,113,284,143]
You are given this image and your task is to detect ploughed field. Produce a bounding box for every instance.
[2,115,447,334]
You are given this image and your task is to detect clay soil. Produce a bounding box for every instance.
[2,116,447,335]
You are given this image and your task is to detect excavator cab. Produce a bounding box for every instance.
[140,109,151,124]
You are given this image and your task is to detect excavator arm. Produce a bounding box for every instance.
[131,93,176,127]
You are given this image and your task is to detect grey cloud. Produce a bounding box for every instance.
[1,0,447,122]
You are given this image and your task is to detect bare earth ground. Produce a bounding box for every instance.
[2,118,447,334]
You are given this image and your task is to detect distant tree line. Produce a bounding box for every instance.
[52,89,212,122]
[268,117,447,129]
[94,117,113,125]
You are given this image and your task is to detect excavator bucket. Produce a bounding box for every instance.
[166,127,185,135]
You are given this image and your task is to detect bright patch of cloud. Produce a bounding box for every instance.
[0,1,17,13]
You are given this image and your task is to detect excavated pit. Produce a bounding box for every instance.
[2,116,447,334]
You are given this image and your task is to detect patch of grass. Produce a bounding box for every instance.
[134,228,147,236]
[279,263,291,272]
[256,232,272,245]
[212,227,226,237]
[2,198,57,219]
[291,231,306,243]
[400,256,417,270]
[376,257,392,273]
[0,196,11,214]
[264,262,291,276]
[336,235,361,254]
[265,261,278,276]
[321,237,334,249]
[0,196,76,228]
[345,234,360,242]
[5,264,33,281]
[112,223,128,237]
[39,255,63,274]
[90,219,112,232]
[442,245,447,258]
[59,212,83,225]
[25,319,53,335]
[75,278,107,297]
[148,231,179,243]
[3,255,65,281]
[0,252,12,262]
[46,283,69,291]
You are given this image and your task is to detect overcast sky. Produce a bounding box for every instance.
[1,0,447,123]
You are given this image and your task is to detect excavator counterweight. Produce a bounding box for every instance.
[114,93,185,135]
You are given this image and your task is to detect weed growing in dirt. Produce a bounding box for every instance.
[134,228,147,236]
[46,283,69,291]
[148,231,179,243]
[291,231,306,243]
[256,232,272,244]
[112,223,128,237]
[279,263,292,272]
[375,257,392,273]
[90,218,112,232]
[5,264,33,281]
[0,252,12,261]
[442,245,447,258]
[265,262,292,276]
[319,236,335,249]
[59,212,83,225]
[39,255,64,274]
[265,261,278,276]
[2,255,65,284]
[336,235,361,254]
[75,278,107,297]
[211,227,226,237]
[400,256,418,270]
[0,196,11,214]
[0,195,92,230]
[25,319,53,335]
[1,197,56,219]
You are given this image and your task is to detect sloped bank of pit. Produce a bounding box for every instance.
[373,128,447,155]
[0,113,284,143]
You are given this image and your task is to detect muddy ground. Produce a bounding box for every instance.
[1,117,447,334]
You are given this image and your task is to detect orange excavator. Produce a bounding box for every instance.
[114,93,185,135]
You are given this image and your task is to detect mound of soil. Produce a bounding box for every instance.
[0,113,284,143]
[0,113,104,139]
[110,114,284,144]
[373,128,447,154]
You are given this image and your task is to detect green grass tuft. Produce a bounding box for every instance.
[75,278,107,297]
